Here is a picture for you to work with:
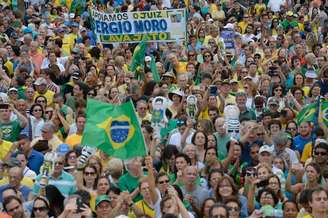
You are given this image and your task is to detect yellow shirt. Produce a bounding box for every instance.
[238,21,248,34]
[62,33,78,56]
[135,200,155,218]
[4,61,13,76]
[301,142,312,163]
[65,134,82,149]
[254,3,266,16]
[0,140,12,161]
[0,176,34,188]
[174,62,187,75]
[34,90,55,106]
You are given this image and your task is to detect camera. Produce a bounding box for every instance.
[78,146,96,165]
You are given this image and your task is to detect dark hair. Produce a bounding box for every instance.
[205,147,218,160]
[3,195,22,212]
[306,162,322,182]
[161,145,179,162]
[31,196,50,218]
[108,186,121,195]
[201,197,216,217]
[282,200,299,211]
[155,172,169,184]
[216,176,239,202]
[143,80,158,97]
[30,103,44,117]
[256,188,279,207]
[223,195,241,208]
[315,142,328,153]
[209,203,228,218]
[97,176,110,195]
[191,130,208,149]
[162,214,178,218]
[208,168,225,188]
[34,95,47,105]
[83,164,99,190]
[45,185,65,217]
[268,119,282,130]
[309,187,328,203]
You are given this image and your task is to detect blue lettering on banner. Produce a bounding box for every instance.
[133,19,167,33]
[95,20,133,35]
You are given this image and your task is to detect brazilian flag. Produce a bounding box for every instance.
[81,99,147,159]
[130,41,160,82]
[296,99,328,127]
[130,40,147,73]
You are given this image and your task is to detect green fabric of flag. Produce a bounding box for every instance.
[150,55,160,82]
[70,0,86,15]
[296,99,328,127]
[81,99,147,159]
[130,40,147,73]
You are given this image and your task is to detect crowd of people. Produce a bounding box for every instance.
[0,0,328,217]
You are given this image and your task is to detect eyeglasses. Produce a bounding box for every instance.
[212,215,227,218]
[228,206,240,212]
[33,206,48,212]
[287,127,297,131]
[188,53,195,57]
[45,110,53,114]
[37,100,46,103]
[158,180,169,184]
[55,162,64,165]
[204,55,211,58]
[84,171,95,176]
[314,151,327,156]
[33,109,42,112]
[275,89,282,91]
[68,155,77,160]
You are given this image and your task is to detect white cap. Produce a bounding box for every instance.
[145,56,152,62]
[259,145,274,154]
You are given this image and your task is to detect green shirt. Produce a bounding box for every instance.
[118,172,145,202]
[0,120,22,142]
[213,132,231,161]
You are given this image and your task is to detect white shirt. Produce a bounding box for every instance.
[268,0,286,12]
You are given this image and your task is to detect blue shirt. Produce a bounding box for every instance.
[27,150,44,175]
[0,184,31,202]
[293,135,312,155]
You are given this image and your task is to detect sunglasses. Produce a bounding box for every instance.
[33,206,48,212]
[55,161,64,165]
[84,171,95,176]
[287,127,296,131]
[37,100,46,103]
[158,179,169,184]
[33,109,42,112]
[45,110,53,114]
[314,151,327,156]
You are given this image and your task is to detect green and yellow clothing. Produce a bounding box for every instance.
[118,172,145,202]
[65,134,82,149]
[0,140,12,161]
[135,200,155,218]
[0,120,22,142]
[33,90,55,106]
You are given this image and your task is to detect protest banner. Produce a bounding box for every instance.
[90,8,187,43]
